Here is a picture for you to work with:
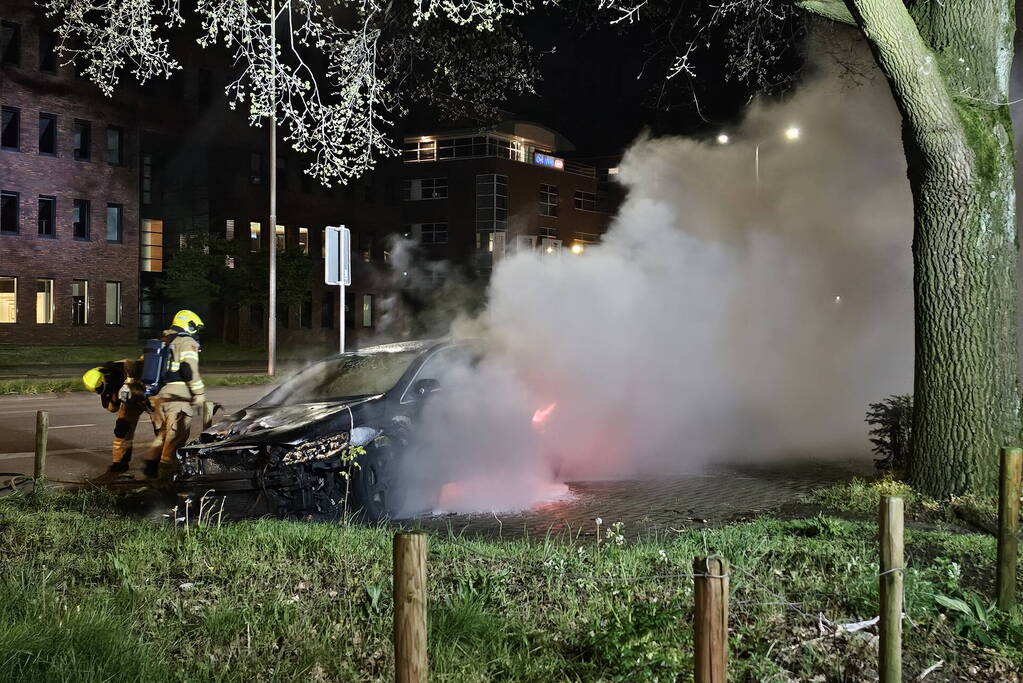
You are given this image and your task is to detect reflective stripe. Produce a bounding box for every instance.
[170,361,180,371]
[180,351,199,361]
[188,380,205,392]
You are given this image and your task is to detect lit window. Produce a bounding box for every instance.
[0,277,16,323]
[1,107,19,150]
[106,126,123,165]
[37,196,55,237]
[105,281,121,325]
[402,178,448,201]
[298,227,309,254]
[73,120,91,160]
[574,190,597,211]
[249,221,262,251]
[71,279,88,325]
[225,219,235,240]
[141,219,164,271]
[540,184,559,217]
[362,294,373,327]
[36,279,53,324]
[1,191,19,234]
[38,113,56,155]
[106,204,123,242]
[275,224,285,251]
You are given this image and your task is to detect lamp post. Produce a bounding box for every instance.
[718,126,801,192]
[267,0,278,377]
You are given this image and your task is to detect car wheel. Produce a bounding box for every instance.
[349,446,405,522]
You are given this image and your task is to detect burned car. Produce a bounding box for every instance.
[177,340,477,520]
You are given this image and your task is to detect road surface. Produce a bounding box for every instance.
[0,385,271,483]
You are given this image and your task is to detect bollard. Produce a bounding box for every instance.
[997,447,1023,611]
[393,531,428,683]
[879,496,904,683]
[34,410,48,493]
[693,556,729,683]
[202,401,215,430]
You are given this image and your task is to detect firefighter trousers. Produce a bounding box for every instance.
[142,398,193,465]
[111,401,149,465]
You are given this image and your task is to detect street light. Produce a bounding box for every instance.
[785,125,801,141]
[716,133,730,145]
[570,243,585,255]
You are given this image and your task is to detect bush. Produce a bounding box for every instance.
[866,394,913,471]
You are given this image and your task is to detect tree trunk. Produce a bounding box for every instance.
[843,0,1020,498]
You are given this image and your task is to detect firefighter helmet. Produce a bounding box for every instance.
[171,310,204,335]
[82,367,104,392]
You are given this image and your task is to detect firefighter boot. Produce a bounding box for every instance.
[143,460,160,479]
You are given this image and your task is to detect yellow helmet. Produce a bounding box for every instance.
[171,309,204,335]
[82,367,104,392]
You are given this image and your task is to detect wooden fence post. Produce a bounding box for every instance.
[997,447,1023,611]
[879,495,904,683]
[393,531,428,683]
[33,410,48,493]
[693,556,729,683]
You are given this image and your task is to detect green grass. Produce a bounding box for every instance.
[0,491,1020,681]
[0,374,277,396]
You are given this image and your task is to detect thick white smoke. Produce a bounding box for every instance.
[398,41,916,514]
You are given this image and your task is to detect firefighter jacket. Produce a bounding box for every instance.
[98,358,147,413]
[157,328,205,402]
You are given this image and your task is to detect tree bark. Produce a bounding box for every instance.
[843,0,1019,498]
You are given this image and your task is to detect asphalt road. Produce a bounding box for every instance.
[0,385,271,483]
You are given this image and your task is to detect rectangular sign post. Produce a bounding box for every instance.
[324,225,351,354]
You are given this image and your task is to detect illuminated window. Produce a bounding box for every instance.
[540,184,559,217]
[275,224,285,250]
[402,178,448,201]
[71,279,88,325]
[298,227,309,254]
[574,190,597,211]
[36,279,53,324]
[249,221,262,251]
[225,219,235,240]
[141,219,164,272]
[362,294,373,327]
[105,281,122,325]
[0,277,16,323]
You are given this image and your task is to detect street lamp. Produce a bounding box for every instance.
[715,126,801,190]
[784,125,801,141]
[570,243,585,255]
[716,133,730,145]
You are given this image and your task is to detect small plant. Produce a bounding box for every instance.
[866,394,913,471]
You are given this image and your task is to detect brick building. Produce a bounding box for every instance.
[1,2,144,343]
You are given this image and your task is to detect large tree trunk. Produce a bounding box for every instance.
[844,0,1020,497]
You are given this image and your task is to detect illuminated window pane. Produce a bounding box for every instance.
[298,227,309,254]
[36,279,53,324]
[71,280,88,325]
[249,221,262,251]
[141,219,163,272]
[0,277,16,323]
[105,281,121,325]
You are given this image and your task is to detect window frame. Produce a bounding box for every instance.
[573,190,598,212]
[1,191,19,234]
[37,113,57,156]
[73,119,91,161]
[73,199,91,240]
[37,195,56,238]
[1,107,20,151]
[38,29,56,73]
[105,125,124,165]
[70,279,89,326]
[540,183,559,218]
[0,276,16,324]
[105,203,123,243]
[1,21,21,67]
[36,278,54,324]
[104,281,122,326]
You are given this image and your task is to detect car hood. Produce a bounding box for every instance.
[188,395,382,450]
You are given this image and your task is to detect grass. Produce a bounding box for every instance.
[0,374,277,396]
[0,490,1021,681]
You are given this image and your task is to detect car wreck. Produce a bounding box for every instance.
[176,340,475,520]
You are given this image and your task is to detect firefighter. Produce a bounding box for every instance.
[141,310,205,479]
[82,359,149,476]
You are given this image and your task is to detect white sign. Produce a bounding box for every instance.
[324,225,351,286]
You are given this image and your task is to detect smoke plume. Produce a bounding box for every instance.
[397,40,916,514]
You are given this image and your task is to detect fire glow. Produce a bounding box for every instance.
[436,477,572,514]
[532,401,558,431]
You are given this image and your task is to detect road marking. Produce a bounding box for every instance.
[50,424,96,429]
[0,448,108,461]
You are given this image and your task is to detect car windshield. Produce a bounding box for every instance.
[257,351,422,406]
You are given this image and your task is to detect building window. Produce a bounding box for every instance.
[411,222,448,245]
[298,227,309,254]
[249,221,262,251]
[71,279,88,325]
[105,281,122,325]
[106,126,123,165]
[300,295,312,328]
[38,29,56,72]
[249,152,263,184]
[540,184,559,217]
[574,190,598,211]
[73,120,91,160]
[0,277,15,323]
[538,227,558,239]
[2,107,19,150]
[37,113,56,155]
[402,135,525,162]
[362,294,373,327]
[141,219,163,272]
[1,191,18,234]
[36,279,53,324]
[37,196,55,237]
[275,225,285,251]
[1,22,20,66]
[106,204,123,242]
[73,199,90,240]
[321,290,334,329]
[475,173,508,237]
[402,177,448,201]
[225,219,235,240]
[141,152,153,203]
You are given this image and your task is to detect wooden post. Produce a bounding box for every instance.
[997,447,1023,611]
[33,410,48,492]
[693,556,729,683]
[393,531,428,683]
[879,496,904,683]
[202,401,215,430]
